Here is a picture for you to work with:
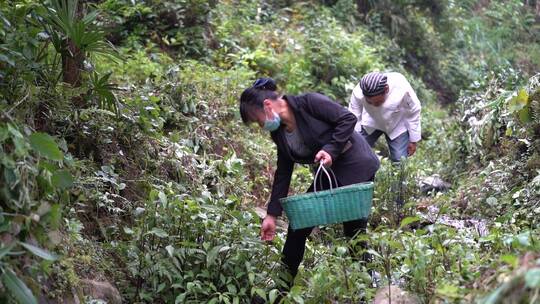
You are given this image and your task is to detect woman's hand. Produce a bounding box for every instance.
[314,150,333,167]
[261,215,277,241]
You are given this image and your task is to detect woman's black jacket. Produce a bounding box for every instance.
[267,93,380,217]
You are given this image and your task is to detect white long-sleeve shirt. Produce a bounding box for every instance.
[348,72,422,142]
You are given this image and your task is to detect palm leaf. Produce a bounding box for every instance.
[41,0,120,59]
[89,71,120,114]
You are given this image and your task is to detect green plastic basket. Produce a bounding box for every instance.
[280,164,374,230]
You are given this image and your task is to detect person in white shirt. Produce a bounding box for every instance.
[349,71,421,163]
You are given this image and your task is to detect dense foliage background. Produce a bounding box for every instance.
[1,0,539,303]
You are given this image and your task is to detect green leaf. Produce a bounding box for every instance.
[175,294,186,304]
[500,254,518,268]
[505,125,513,136]
[29,132,63,160]
[518,106,532,124]
[366,249,382,259]
[0,54,14,67]
[269,289,279,304]
[49,204,62,229]
[0,125,8,142]
[0,243,16,260]
[400,216,421,228]
[507,89,529,112]
[336,246,347,256]
[3,167,18,187]
[1,267,38,304]
[207,245,222,267]
[51,170,74,189]
[516,231,532,247]
[436,284,460,298]
[507,89,532,124]
[486,197,497,206]
[158,191,167,205]
[157,282,166,293]
[146,228,168,238]
[293,295,304,304]
[525,268,540,288]
[19,242,58,261]
[226,283,237,293]
[165,245,174,257]
[252,288,266,301]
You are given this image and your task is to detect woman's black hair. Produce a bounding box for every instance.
[239,78,279,124]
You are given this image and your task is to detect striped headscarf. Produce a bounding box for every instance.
[360,72,388,97]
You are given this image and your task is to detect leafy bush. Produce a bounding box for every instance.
[0,124,71,303]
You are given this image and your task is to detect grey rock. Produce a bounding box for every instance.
[373,285,421,304]
[80,279,122,304]
[419,174,451,193]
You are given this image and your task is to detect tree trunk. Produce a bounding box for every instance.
[62,40,84,87]
[536,0,540,22]
[474,0,491,11]
[356,0,371,15]
[61,1,85,108]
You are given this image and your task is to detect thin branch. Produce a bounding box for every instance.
[5,90,30,116]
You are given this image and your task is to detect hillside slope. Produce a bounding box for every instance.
[1,1,539,303]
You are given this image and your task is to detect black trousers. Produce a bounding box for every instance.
[281,218,368,278]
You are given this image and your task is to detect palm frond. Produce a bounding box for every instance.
[89,71,120,115]
[41,0,120,60]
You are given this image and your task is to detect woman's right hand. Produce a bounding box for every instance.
[261,215,277,241]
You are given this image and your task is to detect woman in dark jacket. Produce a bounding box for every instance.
[239,78,380,283]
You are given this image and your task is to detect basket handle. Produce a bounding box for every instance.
[313,163,339,193]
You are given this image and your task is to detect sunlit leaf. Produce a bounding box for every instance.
[507,89,529,112]
[366,249,382,259]
[436,284,460,298]
[269,289,279,304]
[207,245,222,267]
[0,54,14,67]
[19,242,58,261]
[146,228,168,238]
[166,245,174,257]
[507,89,531,124]
[400,216,421,228]
[500,254,518,268]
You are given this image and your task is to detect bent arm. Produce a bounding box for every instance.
[267,149,294,217]
[349,91,363,124]
[403,91,421,142]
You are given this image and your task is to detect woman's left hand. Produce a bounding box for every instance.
[314,150,333,167]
